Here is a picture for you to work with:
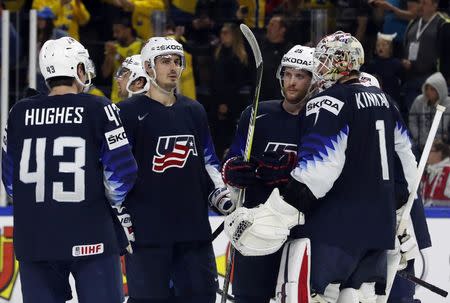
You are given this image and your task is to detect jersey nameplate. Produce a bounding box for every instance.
[25,107,84,126]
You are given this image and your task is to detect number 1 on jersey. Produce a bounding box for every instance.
[376,120,389,180]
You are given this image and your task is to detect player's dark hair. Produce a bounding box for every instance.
[432,139,450,159]
[47,76,75,88]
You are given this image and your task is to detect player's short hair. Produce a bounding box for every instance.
[46,76,75,88]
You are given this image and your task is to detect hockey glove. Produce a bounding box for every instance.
[224,188,304,256]
[256,151,298,187]
[209,187,236,215]
[222,156,258,188]
[112,205,135,254]
[395,206,419,270]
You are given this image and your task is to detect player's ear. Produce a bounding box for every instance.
[144,61,154,78]
[136,77,146,89]
[77,63,86,81]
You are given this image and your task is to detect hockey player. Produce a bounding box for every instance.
[115,54,150,99]
[221,44,314,303]
[118,36,233,303]
[225,31,419,303]
[1,37,137,303]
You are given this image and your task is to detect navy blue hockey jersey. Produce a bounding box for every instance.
[292,82,417,250]
[226,100,301,208]
[118,94,224,244]
[1,94,137,261]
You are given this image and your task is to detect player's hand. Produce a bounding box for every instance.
[209,187,236,215]
[113,205,135,254]
[256,151,298,187]
[222,156,258,188]
[397,230,419,270]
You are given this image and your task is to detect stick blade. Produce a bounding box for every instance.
[240,24,262,67]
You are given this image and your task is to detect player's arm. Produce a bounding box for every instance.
[1,119,14,198]
[100,103,137,206]
[393,105,418,199]
[100,102,138,253]
[285,94,349,211]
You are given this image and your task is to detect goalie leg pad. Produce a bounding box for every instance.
[336,288,359,303]
[275,238,311,303]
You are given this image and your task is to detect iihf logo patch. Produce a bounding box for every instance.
[153,135,198,173]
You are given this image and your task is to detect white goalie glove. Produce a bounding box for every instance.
[224,188,304,256]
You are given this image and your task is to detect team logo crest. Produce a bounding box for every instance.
[152,135,198,173]
[265,142,297,153]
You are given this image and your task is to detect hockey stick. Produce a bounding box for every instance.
[397,271,448,297]
[381,104,446,302]
[220,23,263,303]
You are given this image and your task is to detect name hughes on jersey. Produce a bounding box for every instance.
[24,107,84,126]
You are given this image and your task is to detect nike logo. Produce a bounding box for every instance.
[138,113,149,121]
[256,113,268,120]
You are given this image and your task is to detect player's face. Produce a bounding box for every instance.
[282,68,312,103]
[154,54,182,91]
[115,68,131,98]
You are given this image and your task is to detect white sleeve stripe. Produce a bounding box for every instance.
[394,123,418,194]
[292,126,349,199]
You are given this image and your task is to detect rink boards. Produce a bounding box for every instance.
[0,208,447,303]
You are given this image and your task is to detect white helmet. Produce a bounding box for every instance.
[313,31,364,89]
[359,72,381,88]
[39,37,91,87]
[276,45,314,80]
[276,45,314,98]
[141,37,185,70]
[116,55,150,96]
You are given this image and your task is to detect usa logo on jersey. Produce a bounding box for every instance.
[265,142,297,153]
[152,135,198,173]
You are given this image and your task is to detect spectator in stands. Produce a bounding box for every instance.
[421,139,450,207]
[402,0,450,109]
[333,0,371,43]
[372,0,419,47]
[259,14,293,101]
[32,0,90,41]
[211,22,249,117]
[0,2,20,67]
[362,32,403,107]
[236,0,266,29]
[169,0,197,27]
[112,0,165,39]
[101,14,143,103]
[409,72,450,149]
[35,7,68,93]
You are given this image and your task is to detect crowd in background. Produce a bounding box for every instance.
[1,0,450,205]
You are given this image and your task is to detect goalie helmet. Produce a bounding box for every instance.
[140,37,185,71]
[115,55,150,95]
[313,31,364,88]
[39,37,91,87]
